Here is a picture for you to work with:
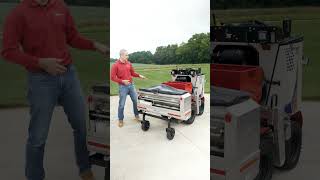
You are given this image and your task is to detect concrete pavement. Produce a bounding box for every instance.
[0,107,105,180]
[110,94,210,180]
[0,100,318,179]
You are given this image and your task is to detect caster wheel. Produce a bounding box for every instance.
[166,128,175,140]
[141,120,150,131]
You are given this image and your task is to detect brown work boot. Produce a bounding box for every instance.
[80,169,96,180]
[133,115,140,122]
[118,120,124,127]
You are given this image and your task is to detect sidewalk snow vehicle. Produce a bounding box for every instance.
[137,68,205,140]
[211,19,305,180]
[87,84,110,180]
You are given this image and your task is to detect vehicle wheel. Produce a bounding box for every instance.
[255,154,273,180]
[166,127,175,140]
[279,121,302,170]
[105,166,110,180]
[255,136,273,180]
[184,109,196,124]
[198,97,205,115]
[141,120,150,131]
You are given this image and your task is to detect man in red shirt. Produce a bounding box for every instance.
[111,49,146,127]
[1,0,107,180]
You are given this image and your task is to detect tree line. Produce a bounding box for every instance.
[111,33,210,65]
[212,0,320,9]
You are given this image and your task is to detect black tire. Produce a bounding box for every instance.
[141,121,150,131]
[105,166,110,180]
[198,97,205,116]
[279,121,302,170]
[184,109,196,124]
[255,136,273,180]
[166,128,175,140]
[255,154,273,180]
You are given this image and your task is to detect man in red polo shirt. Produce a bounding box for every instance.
[1,0,107,180]
[111,49,146,127]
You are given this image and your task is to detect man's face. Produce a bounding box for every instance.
[120,52,129,61]
[35,0,49,6]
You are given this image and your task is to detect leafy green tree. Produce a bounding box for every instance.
[122,33,210,65]
[176,33,210,64]
[154,45,178,64]
[129,51,154,64]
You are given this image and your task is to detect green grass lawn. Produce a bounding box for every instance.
[110,63,210,96]
[213,7,320,100]
[0,3,108,107]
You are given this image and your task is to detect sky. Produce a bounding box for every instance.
[110,0,210,58]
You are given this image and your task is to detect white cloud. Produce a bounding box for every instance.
[110,0,210,58]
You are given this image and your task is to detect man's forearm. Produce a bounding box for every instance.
[130,68,140,77]
[68,34,96,50]
[132,73,140,78]
[111,76,123,84]
[1,48,39,69]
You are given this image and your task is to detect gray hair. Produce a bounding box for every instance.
[119,49,128,56]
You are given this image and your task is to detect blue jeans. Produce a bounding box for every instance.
[25,65,91,180]
[118,83,139,120]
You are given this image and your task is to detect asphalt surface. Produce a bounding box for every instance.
[0,107,105,180]
[110,94,210,180]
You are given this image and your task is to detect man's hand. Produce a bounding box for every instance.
[94,42,109,56]
[122,80,130,85]
[139,75,147,79]
[38,58,67,75]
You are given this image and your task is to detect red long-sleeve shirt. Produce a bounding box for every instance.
[1,0,96,72]
[111,60,140,85]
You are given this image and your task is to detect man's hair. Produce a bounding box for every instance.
[119,49,128,57]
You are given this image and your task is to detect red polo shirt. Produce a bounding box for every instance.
[1,0,96,72]
[110,60,140,85]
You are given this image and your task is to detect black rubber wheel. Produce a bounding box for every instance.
[166,128,175,140]
[184,109,196,124]
[198,97,205,116]
[278,121,302,170]
[104,166,110,180]
[255,136,273,180]
[141,121,150,131]
[254,154,273,180]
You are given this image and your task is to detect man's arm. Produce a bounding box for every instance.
[130,64,146,78]
[130,64,140,78]
[110,64,123,84]
[65,8,96,50]
[65,8,108,55]
[1,12,39,69]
